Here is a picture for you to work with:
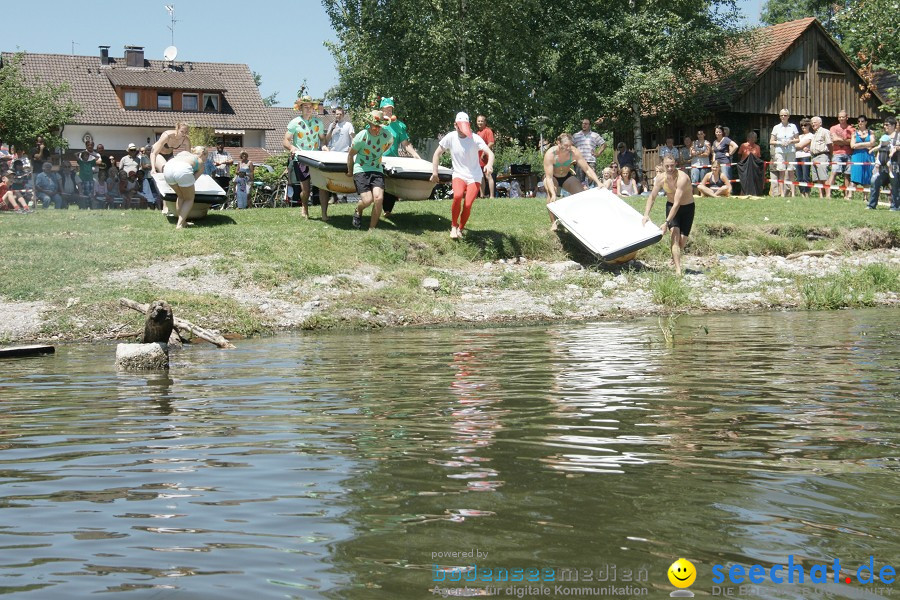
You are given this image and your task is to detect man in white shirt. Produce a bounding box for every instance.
[572,118,606,186]
[325,107,355,153]
[431,112,494,239]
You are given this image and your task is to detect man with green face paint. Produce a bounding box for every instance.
[379,96,422,216]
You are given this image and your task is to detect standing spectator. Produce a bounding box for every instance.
[208,140,233,193]
[30,135,51,176]
[867,116,899,210]
[795,118,813,198]
[118,143,140,175]
[106,158,120,195]
[738,131,761,161]
[827,110,854,199]
[325,107,355,152]
[236,151,255,179]
[770,110,799,198]
[96,144,111,179]
[34,162,63,209]
[712,125,738,182]
[379,97,422,217]
[139,144,153,179]
[76,148,100,208]
[572,118,606,188]
[658,136,679,164]
[809,116,833,198]
[850,115,875,191]
[690,130,711,184]
[476,115,497,197]
[283,93,329,220]
[678,136,692,169]
[615,142,636,170]
[233,169,250,209]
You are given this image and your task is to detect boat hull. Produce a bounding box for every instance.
[152,173,226,220]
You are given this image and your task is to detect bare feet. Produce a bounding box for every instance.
[301,209,309,219]
[550,220,559,232]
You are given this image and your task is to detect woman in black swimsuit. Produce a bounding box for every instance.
[697,161,732,197]
[151,122,191,173]
[542,132,603,229]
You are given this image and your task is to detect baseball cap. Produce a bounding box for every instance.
[455,112,471,137]
[127,143,137,150]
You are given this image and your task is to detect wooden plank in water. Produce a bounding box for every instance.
[0,345,56,358]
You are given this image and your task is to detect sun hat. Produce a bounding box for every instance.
[294,92,319,111]
[127,142,137,150]
[455,112,472,137]
[364,110,391,128]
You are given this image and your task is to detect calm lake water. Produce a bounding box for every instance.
[0,310,898,600]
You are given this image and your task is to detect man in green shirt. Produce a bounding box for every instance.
[347,110,394,230]
[283,94,330,220]
[379,97,421,216]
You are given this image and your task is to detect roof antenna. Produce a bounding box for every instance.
[165,4,178,47]
[71,40,79,55]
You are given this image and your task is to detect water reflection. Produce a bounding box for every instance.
[0,310,897,599]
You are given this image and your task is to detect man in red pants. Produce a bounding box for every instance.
[430,112,494,239]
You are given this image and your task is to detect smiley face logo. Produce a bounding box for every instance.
[668,558,696,588]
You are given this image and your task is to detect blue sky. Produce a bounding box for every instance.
[5,0,764,108]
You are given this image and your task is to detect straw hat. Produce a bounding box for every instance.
[363,110,391,128]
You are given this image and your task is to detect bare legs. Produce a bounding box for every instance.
[670,227,687,276]
[355,187,385,230]
[297,180,329,221]
[171,184,195,229]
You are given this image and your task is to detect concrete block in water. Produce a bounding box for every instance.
[116,343,169,370]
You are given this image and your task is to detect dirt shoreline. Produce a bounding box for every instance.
[3,247,898,345]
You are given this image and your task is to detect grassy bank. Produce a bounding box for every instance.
[1,196,899,342]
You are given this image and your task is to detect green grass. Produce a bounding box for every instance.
[799,264,900,310]
[1,196,898,339]
[650,272,692,307]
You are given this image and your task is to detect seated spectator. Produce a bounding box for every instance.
[4,161,32,211]
[600,167,615,190]
[697,161,732,197]
[119,169,147,209]
[35,162,63,209]
[107,159,120,191]
[137,170,160,210]
[94,171,110,209]
[1,170,31,212]
[59,162,79,207]
[738,131,761,161]
[615,165,640,197]
[118,143,140,175]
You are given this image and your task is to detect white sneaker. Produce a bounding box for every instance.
[450,227,459,239]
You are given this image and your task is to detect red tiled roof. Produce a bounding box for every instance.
[106,69,226,91]
[1,52,274,130]
[742,18,817,80]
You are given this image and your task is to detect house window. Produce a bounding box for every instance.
[817,47,841,73]
[124,91,139,108]
[780,45,804,71]
[182,93,199,112]
[157,92,173,110]
[217,134,243,147]
[203,93,220,112]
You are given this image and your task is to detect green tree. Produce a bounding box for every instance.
[253,70,279,107]
[760,0,846,35]
[0,53,79,152]
[834,0,900,112]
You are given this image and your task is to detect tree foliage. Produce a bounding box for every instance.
[834,0,900,112]
[323,0,745,154]
[253,70,280,108]
[760,0,847,36]
[0,53,79,152]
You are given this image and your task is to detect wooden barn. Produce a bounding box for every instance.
[625,18,890,171]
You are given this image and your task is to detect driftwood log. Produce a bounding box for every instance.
[143,300,175,343]
[120,298,236,349]
[786,249,840,260]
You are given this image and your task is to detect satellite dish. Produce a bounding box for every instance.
[163,46,178,61]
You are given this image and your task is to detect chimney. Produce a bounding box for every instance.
[124,46,144,68]
[99,46,110,66]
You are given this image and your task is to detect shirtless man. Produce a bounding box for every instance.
[151,122,191,173]
[641,156,695,276]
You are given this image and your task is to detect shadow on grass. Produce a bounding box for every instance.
[165,214,238,228]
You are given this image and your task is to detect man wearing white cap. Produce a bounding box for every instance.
[118,143,140,175]
[431,112,494,239]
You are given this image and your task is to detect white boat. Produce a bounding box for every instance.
[293,151,452,200]
[547,188,663,262]
[152,173,226,220]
